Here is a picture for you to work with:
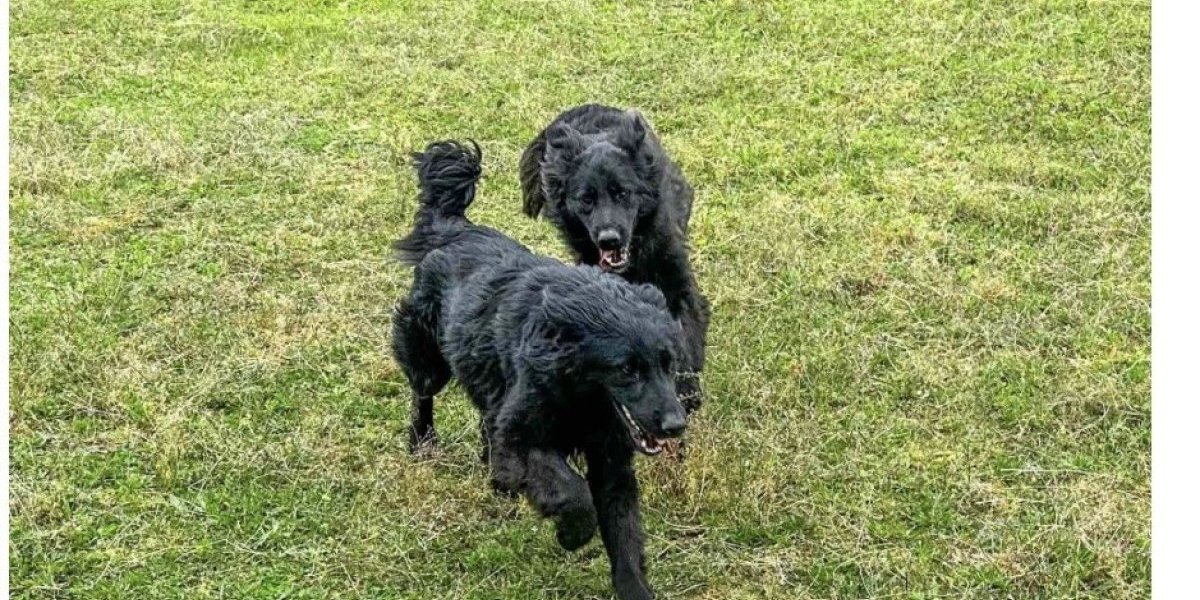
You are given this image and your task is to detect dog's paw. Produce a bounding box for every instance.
[407,426,438,454]
[675,374,703,415]
[555,509,598,551]
[661,437,687,462]
[613,570,655,600]
[488,476,520,499]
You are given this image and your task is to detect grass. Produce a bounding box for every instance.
[8,0,1149,598]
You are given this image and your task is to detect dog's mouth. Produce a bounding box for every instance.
[614,403,663,456]
[598,247,630,272]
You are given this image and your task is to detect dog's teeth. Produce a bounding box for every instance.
[621,406,644,434]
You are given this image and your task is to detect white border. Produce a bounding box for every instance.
[1151,1,1198,598]
[3,0,13,594]
[0,1,1176,597]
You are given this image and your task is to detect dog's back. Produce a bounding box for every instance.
[392,140,549,444]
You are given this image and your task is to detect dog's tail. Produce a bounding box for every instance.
[394,140,483,265]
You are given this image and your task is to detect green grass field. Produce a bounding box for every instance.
[9,1,1150,598]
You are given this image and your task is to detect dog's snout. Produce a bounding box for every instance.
[596,229,622,250]
[659,411,687,438]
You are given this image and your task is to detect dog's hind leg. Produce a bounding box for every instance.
[458,384,505,465]
[472,397,499,466]
[391,298,451,452]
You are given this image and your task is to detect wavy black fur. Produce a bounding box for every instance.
[519,104,710,414]
[392,140,686,600]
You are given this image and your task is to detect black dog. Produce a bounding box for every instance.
[519,104,710,415]
[392,140,686,600]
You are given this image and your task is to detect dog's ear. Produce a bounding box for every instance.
[520,137,548,218]
[616,110,648,151]
[537,289,587,337]
[518,320,578,377]
[545,122,585,162]
[539,123,585,208]
[519,292,587,377]
[620,111,662,186]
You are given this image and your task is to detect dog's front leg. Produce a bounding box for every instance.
[491,444,596,549]
[523,448,597,550]
[586,448,654,600]
[490,393,597,549]
[487,384,539,495]
[674,289,710,415]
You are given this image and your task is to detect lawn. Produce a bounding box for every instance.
[8,1,1150,598]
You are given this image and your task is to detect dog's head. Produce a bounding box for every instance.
[533,278,686,455]
[537,112,661,274]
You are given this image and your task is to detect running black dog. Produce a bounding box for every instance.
[392,140,685,600]
[519,104,710,414]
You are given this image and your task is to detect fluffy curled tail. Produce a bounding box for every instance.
[413,139,482,220]
[394,140,482,265]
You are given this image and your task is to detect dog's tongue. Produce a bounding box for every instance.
[600,249,623,269]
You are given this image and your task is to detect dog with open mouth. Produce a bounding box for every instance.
[519,104,711,420]
[392,140,686,600]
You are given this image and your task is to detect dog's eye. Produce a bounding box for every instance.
[613,190,629,202]
[621,361,639,379]
[579,192,595,207]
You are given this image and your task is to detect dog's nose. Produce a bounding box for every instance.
[659,412,687,438]
[596,229,622,250]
